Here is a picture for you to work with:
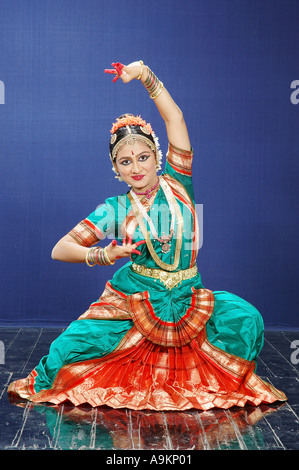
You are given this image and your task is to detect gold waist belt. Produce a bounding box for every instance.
[131,263,198,290]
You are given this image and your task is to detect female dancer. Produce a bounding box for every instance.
[8,61,286,410]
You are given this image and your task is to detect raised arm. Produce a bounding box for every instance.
[105,61,191,152]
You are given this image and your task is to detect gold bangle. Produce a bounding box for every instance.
[85,249,96,267]
[103,247,115,265]
[150,82,164,99]
[136,60,144,80]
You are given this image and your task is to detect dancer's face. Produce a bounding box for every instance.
[115,141,158,192]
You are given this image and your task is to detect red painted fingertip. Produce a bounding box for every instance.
[135,240,146,247]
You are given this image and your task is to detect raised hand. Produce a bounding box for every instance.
[104,62,125,82]
[104,61,145,84]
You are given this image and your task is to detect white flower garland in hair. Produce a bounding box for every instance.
[152,132,163,171]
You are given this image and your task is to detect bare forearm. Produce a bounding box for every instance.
[140,64,191,150]
[51,235,143,265]
[51,235,89,263]
[141,69,181,119]
[106,60,191,150]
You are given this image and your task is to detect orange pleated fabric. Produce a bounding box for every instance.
[9,325,286,411]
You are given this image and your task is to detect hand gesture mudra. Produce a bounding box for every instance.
[105,237,146,263]
[104,61,144,83]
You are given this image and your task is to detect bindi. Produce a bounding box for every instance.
[131,151,134,156]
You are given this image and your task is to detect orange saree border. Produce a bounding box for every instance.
[163,174,199,267]
[78,281,130,320]
[68,219,103,247]
[128,287,215,347]
[197,331,287,403]
[8,322,287,410]
[166,143,193,177]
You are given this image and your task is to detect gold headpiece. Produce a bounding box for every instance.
[109,115,163,180]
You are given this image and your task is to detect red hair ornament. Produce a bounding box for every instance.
[110,115,153,135]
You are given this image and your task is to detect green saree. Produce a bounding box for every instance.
[8,143,286,410]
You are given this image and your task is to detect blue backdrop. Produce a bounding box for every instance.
[0,0,298,328]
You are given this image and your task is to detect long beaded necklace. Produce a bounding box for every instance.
[128,176,183,271]
[130,178,174,254]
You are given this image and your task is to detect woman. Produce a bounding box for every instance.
[8,61,286,410]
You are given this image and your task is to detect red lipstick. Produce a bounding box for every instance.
[132,175,144,180]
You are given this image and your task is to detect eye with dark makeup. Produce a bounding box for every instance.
[119,154,151,166]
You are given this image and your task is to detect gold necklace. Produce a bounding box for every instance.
[128,176,183,271]
[130,177,175,253]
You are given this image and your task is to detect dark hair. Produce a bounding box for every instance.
[109,114,156,162]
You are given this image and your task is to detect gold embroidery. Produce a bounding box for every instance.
[167,142,193,176]
[77,281,131,320]
[68,220,100,247]
[131,263,198,290]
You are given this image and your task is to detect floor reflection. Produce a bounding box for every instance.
[9,396,286,450]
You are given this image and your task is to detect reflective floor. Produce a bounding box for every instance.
[0,328,298,451]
